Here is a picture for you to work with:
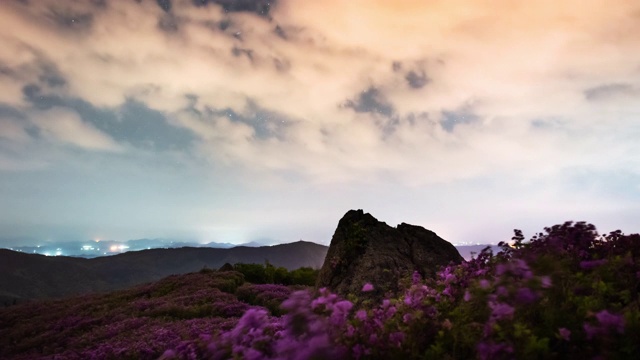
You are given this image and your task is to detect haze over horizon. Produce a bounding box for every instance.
[1,0,639,248]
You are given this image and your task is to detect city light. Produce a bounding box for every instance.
[109,245,130,252]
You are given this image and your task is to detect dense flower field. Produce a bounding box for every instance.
[0,268,297,359]
[2,221,639,359]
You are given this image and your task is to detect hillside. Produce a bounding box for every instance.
[0,269,294,359]
[0,241,327,303]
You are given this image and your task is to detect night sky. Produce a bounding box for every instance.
[1,0,639,247]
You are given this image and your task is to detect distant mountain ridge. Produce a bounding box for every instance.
[2,238,249,258]
[0,241,328,304]
[2,238,498,261]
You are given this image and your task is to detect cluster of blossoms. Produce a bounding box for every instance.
[162,288,354,360]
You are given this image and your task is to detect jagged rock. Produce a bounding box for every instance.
[316,210,463,298]
[218,263,234,272]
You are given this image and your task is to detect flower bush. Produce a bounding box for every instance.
[0,270,252,359]
[164,221,640,359]
[235,284,293,315]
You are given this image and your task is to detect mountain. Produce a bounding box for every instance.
[0,241,328,304]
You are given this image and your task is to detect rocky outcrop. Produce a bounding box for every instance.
[316,210,463,298]
[218,263,234,272]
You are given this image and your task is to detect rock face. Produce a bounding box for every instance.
[316,210,463,298]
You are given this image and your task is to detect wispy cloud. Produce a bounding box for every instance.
[29,107,122,152]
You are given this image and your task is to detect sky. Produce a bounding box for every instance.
[0,0,639,247]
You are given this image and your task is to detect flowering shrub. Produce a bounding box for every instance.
[235,284,293,315]
[232,263,319,286]
[164,222,640,359]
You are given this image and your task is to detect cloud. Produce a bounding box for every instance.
[29,107,122,152]
[197,0,274,16]
[157,0,173,13]
[405,70,429,89]
[0,116,30,143]
[0,0,639,186]
[343,87,395,117]
[585,83,640,102]
[440,106,480,133]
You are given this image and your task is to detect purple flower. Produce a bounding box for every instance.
[596,310,625,333]
[352,344,370,359]
[478,279,490,289]
[345,324,355,337]
[330,300,353,326]
[558,327,571,341]
[362,283,374,292]
[477,341,513,360]
[496,286,508,297]
[496,264,508,276]
[584,323,600,340]
[161,349,176,358]
[474,268,488,276]
[444,273,457,284]
[512,258,533,279]
[497,258,532,279]
[381,299,391,308]
[234,308,268,333]
[402,313,413,324]
[515,287,537,304]
[389,331,404,347]
[489,301,514,321]
[464,290,472,302]
[539,276,552,288]
[386,305,397,318]
[356,309,367,321]
[580,259,608,270]
[412,271,422,285]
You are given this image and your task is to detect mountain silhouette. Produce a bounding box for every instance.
[0,241,327,304]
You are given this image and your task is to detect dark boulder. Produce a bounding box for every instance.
[218,262,234,272]
[316,209,463,298]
